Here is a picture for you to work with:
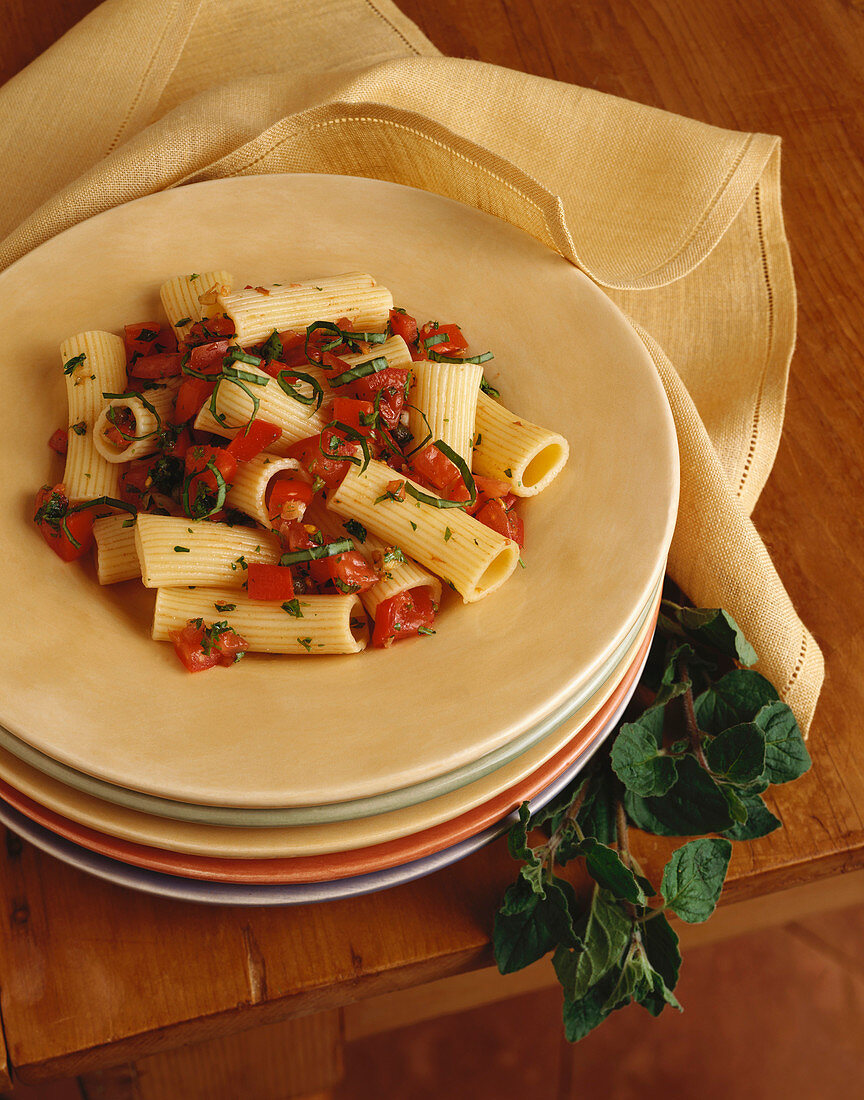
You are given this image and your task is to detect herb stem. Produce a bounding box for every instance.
[679,657,711,770]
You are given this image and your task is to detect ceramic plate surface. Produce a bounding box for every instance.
[0,729,614,904]
[0,572,661,827]
[0,607,653,872]
[1,175,678,807]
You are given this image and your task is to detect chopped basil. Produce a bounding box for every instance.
[428,349,493,365]
[327,355,389,389]
[214,602,236,612]
[279,538,353,566]
[297,637,313,651]
[175,317,192,326]
[282,599,303,618]
[418,627,436,635]
[174,546,190,552]
[71,421,87,436]
[409,520,418,531]
[504,468,513,478]
[63,354,86,375]
[444,527,452,542]
[480,375,500,399]
[334,578,359,594]
[383,546,406,565]
[343,519,367,543]
[122,518,136,528]
[276,369,324,410]
[260,329,282,362]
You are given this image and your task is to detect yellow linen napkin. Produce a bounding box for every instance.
[0,0,823,730]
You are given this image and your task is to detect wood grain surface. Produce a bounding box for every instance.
[1,0,864,1085]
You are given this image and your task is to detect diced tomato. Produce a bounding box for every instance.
[322,350,353,374]
[119,461,151,506]
[169,620,249,672]
[184,315,236,347]
[186,339,231,377]
[125,323,176,364]
[409,443,460,491]
[226,418,281,462]
[332,397,376,436]
[33,484,95,562]
[174,377,216,424]
[418,321,468,356]
[101,405,137,451]
[162,425,193,459]
[388,309,419,356]
[475,497,524,547]
[184,445,237,517]
[287,427,358,491]
[372,587,436,648]
[246,563,295,601]
[277,330,312,368]
[266,477,314,522]
[346,367,408,429]
[128,352,183,379]
[457,474,511,513]
[274,518,317,552]
[48,429,68,455]
[322,551,379,594]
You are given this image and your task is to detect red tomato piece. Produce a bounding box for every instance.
[287,428,358,491]
[168,621,249,672]
[184,445,237,517]
[246,563,295,601]
[226,419,281,462]
[455,474,511,513]
[33,484,95,562]
[347,367,408,429]
[184,315,236,347]
[388,309,419,350]
[174,377,216,424]
[101,405,137,451]
[323,551,379,594]
[418,322,468,356]
[332,396,376,435]
[186,339,231,376]
[48,429,68,455]
[185,444,237,482]
[125,323,176,364]
[371,587,436,648]
[128,352,183,379]
[475,497,524,547]
[409,443,460,491]
[277,330,311,367]
[266,477,314,522]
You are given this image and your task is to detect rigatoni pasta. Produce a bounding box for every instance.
[153,587,368,654]
[60,331,127,499]
[35,269,569,671]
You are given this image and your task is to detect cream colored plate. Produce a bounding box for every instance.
[0,593,656,858]
[0,175,678,806]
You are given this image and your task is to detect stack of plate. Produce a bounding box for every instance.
[0,176,678,906]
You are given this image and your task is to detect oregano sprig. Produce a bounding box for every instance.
[494,595,811,1041]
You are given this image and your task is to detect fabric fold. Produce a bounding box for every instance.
[0,0,823,730]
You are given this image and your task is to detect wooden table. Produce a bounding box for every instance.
[2,1,863,1095]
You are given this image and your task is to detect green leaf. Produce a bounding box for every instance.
[659,602,758,666]
[561,971,618,1042]
[553,887,631,1001]
[507,802,538,864]
[494,876,579,974]
[641,912,681,994]
[651,643,698,708]
[719,785,749,824]
[722,790,782,840]
[611,713,678,797]
[625,755,735,836]
[755,701,812,784]
[577,838,646,905]
[575,767,618,845]
[704,722,766,786]
[660,837,732,923]
[694,669,779,735]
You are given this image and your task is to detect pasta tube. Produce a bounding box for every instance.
[327,460,519,603]
[160,271,233,344]
[226,455,303,529]
[135,515,280,588]
[93,514,140,584]
[152,587,368,654]
[220,273,392,347]
[60,331,127,500]
[407,359,483,467]
[193,364,328,451]
[92,380,179,463]
[307,501,442,619]
[472,391,569,496]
